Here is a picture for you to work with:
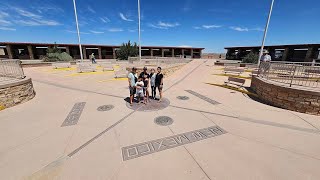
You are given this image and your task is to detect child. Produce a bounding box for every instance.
[150,68,156,99]
[135,77,145,104]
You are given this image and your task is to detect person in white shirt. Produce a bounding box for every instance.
[135,77,145,104]
[260,50,272,62]
[150,69,157,99]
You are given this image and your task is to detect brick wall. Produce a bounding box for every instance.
[251,76,320,115]
[0,78,35,109]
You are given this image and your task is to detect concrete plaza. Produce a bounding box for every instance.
[0,59,320,180]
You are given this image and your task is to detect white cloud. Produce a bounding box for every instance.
[14,8,42,19]
[202,25,222,29]
[87,6,96,13]
[119,13,133,22]
[178,45,192,47]
[229,26,264,32]
[90,30,104,34]
[0,12,9,18]
[251,27,264,32]
[230,26,249,32]
[16,19,60,26]
[128,29,136,32]
[149,21,180,29]
[108,28,123,32]
[65,30,90,34]
[158,21,180,28]
[193,26,201,29]
[9,7,61,26]
[0,27,16,31]
[100,17,110,23]
[0,19,12,26]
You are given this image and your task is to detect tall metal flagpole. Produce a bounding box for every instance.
[138,0,142,61]
[72,0,84,62]
[258,0,275,66]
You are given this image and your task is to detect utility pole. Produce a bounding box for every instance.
[72,0,83,62]
[258,0,275,66]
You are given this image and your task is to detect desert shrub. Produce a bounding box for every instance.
[116,41,138,60]
[242,52,259,63]
[42,42,73,62]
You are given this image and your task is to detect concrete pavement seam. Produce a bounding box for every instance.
[167,126,213,180]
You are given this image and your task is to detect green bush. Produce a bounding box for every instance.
[42,42,73,62]
[116,40,138,60]
[43,52,73,62]
[242,52,259,63]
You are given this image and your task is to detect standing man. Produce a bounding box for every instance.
[155,67,164,102]
[139,67,150,103]
[260,50,271,62]
[91,53,96,64]
[128,67,138,106]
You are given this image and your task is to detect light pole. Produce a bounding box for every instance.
[258,0,275,66]
[138,0,142,61]
[72,0,84,62]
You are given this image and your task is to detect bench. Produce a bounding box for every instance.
[52,62,71,69]
[250,70,259,76]
[114,68,128,78]
[224,77,245,88]
[224,67,244,75]
[77,63,96,73]
[99,62,114,71]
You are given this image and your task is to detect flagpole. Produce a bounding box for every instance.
[258,0,275,66]
[138,0,142,61]
[72,0,83,62]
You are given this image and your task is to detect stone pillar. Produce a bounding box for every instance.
[112,47,116,59]
[191,49,194,58]
[172,48,175,57]
[282,47,293,61]
[199,50,202,58]
[305,47,316,62]
[27,45,34,60]
[161,48,165,57]
[182,49,185,58]
[150,48,153,57]
[98,47,102,59]
[82,46,87,59]
[65,46,70,55]
[6,45,13,59]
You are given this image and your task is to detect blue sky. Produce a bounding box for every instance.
[0,0,319,53]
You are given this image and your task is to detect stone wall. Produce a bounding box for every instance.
[0,78,35,109]
[251,76,320,115]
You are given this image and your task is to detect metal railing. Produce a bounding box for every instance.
[0,59,25,79]
[258,61,320,88]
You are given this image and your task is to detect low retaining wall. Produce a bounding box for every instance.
[251,76,320,115]
[0,78,35,109]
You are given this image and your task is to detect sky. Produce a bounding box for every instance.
[0,0,319,53]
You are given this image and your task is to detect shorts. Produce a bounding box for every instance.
[156,84,163,91]
[129,86,136,96]
[136,92,144,97]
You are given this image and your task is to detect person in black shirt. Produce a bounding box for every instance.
[139,67,150,103]
[155,67,164,102]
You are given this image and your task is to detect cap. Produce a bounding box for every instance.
[143,67,147,70]
[132,67,137,70]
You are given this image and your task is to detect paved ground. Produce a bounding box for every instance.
[0,59,320,180]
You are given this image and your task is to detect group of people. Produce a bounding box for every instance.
[128,66,164,105]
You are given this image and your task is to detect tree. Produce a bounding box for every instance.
[116,41,138,60]
[242,52,259,63]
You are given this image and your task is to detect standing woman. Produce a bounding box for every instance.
[150,69,156,99]
[155,67,164,102]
